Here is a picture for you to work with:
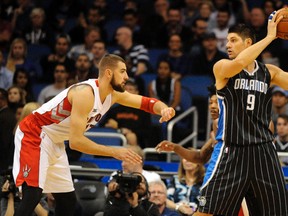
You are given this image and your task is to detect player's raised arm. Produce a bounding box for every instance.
[214,10,283,88]
[68,84,141,163]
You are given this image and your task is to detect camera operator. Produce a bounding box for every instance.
[1,173,49,216]
[103,172,160,216]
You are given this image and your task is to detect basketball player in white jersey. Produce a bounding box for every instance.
[12,54,175,216]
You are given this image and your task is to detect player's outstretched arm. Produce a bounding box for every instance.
[68,85,141,163]
[114,91,175,122]
[156,138,215,164]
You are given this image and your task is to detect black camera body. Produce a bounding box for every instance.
[113,171,142,194]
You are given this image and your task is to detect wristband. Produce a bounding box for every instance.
[140,97,159,114]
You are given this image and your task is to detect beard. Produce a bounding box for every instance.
[111,74,125,92]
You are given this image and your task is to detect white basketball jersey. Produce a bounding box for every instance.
[32,79,112,144]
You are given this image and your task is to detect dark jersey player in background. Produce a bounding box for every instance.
[194,9,288,216]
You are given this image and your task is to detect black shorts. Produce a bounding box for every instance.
[197,141,288,216]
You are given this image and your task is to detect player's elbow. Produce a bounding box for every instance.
[69,135,82,151]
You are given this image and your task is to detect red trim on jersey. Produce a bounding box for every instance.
[16,117,42,187]
[34,97,72,126]
[96,79,99,87]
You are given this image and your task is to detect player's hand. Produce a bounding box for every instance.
[178,203,194,215]
[159,107,175,123]
[267,10,283,39]
[155,140,176,152]
[113,147,142,164]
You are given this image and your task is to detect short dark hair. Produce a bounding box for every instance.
[0,88,8,101]
[207,84,216,97]
[56,33,71,44]
[278,114,288,123]
[228,23,256,44]
[98,54,125,76]
[53,63,67,72]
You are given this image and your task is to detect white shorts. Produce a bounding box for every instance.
[13,122,74,193]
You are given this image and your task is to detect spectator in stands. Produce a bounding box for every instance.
[47,0,82,34]
[113,26,149,94]
[262,0,277,19]
[101,79,151,148]
[0,50,13,90]
[67,53,95,86]
[68,26,102,61]
[38,63,68,105]
[248,7,281,57]
[10,0,34,37]
[40,33,75,84]
[22,7,52,46]
[149,180,180,216]
[156,8,191,49]
[181,0,200,28]
[12,67,34,102]
[140,0,169,48]
[15,104,24,123]
[189,17,208,56]
[157,34,193,80]
[7,85,25,113]
[207,0,236,30]
[0,88,17,173]
[197,1,214,21]
[261,49,280,67]
[148,60,181,111]
[0,16,13,54]
[123,9,143,45]
[248,7,266,44]
[69,6,107,45]
[191,32,228,78]
[1,182,49,216]
[114,26,149,77]
[104,172,160,216]
[5,38,40,83]
[271,86,288,135]
[210,7,230,53]
[274,114,288,153]
[166,157,205,214]
[91,40,107,77]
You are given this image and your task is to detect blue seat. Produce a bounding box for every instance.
[148,48,168,71]
[180,86,193,111]
[181,75,213,98]
[27,44,51,62]
[104,19,123,43]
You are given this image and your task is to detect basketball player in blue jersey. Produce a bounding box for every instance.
[12,54,175,216]
[192,10,288,216]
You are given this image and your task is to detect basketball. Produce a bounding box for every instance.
[276,8,288,40]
